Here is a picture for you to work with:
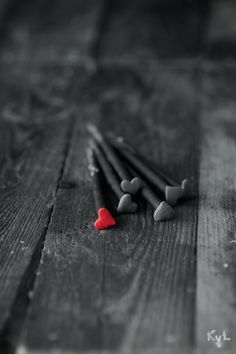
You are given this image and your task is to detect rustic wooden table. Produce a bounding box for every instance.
[0,1,235,353]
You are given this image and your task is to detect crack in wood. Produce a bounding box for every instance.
[0,113,75,354]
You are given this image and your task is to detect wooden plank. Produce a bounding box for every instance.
[1,0,103,62]
[17,94,106,353]
[204,0,236,58]
[18,61,200,353]
[99,0,202,59]
[0,62,73,352]
[196,64,236,354]
[100,62,200,354]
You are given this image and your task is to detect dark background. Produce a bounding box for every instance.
[1,0,236,60]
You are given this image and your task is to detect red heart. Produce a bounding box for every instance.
[94,208,116,230]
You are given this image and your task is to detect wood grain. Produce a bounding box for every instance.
[0,61,81,353]
[18,61,200,354]
[196,64,236,354]
[0,1,236,354]
[0,1,105,351]
[17,99,106,354]
[100,62,200,354]
[0,90,72,349]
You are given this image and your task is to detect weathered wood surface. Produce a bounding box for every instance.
[100,63,200,354]
[196,64,236,354]
[16,62,200,354]
[16,91,106,354]
[0,60,84,351]
[0,1,102,352]
[0,79,71,349]
[0,0,235,353]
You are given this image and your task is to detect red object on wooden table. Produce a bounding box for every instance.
[94,208,116,230]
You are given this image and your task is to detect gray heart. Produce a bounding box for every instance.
[181,179,193,198]
[117,194,138,213]
[121,177,142,195]
[154,201,175,222]
[165,186,184,206]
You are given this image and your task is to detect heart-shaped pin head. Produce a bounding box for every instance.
[120,177,142,195]
[153,201,175,222]
[94,208,116,230]
[181,179,193,198]
[117,194,138,213]
[165,186,184,206]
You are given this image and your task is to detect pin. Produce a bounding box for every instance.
[110,138,187,205]
[111,136,193,198]
[128,166,175,221]
[91,141,138,214]
[88,124,142,195]
[87,148,116,230]
[146,164,192,199]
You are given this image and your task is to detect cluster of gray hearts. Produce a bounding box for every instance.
[88,124,193,224]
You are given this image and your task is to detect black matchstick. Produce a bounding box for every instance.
[128,165,175,221]
[150,165,192,198]
[112,136,193,198]
[88,124,142,196]
[87,148,116,230]
[109,137,190,206]
[91,141,138,214]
